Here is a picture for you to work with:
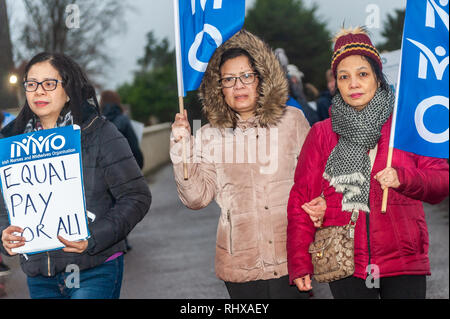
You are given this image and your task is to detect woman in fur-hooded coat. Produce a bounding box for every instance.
[170,30,314,298]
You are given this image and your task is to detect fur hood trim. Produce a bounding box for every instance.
[198,30,288,128]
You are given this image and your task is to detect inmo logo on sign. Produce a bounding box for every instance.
[10,134,66,158]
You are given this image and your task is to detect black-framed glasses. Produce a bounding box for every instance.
[23,79,64,92]
[219,72,258,88]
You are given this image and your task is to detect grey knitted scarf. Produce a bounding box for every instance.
[323,87,395,213]
[24,111,73,133]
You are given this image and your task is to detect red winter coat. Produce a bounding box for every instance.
[287,116,449,283]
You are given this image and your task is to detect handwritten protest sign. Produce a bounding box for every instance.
[0,125,89,254]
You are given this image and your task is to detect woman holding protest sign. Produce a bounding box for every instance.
[171,30,326,299]
[0,52,151,299]
[286,27,449,299]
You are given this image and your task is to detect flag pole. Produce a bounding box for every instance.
[381,24,407,213]
[173,0,189,180]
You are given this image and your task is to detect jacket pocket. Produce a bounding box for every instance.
[216,209,232,254]
[416,218,428,255]
[389,209,420,256]
[217,210,259,255]
[228,210,233,255]
[274,233,288,264]
[269,206,288,264]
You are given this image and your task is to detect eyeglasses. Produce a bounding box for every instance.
[23,79,64,92]
[219,72,258,88]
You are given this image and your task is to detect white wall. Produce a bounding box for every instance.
[140,122,172,175]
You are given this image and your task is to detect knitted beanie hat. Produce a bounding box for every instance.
[331,27,382,76]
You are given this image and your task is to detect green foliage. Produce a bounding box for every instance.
[118,32,178,124]
[118,31,204,125]
[244,0,332,90]
[377,9,405,52]
[138,32,174,71]
[118,64,178,124]
[0,0,18,109]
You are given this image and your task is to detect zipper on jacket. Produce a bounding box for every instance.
[227,210,233,255]
[366,212,371,277]
[82,116,99,131]
[47,252,51,276]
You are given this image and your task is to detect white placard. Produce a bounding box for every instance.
[0,126,89,254]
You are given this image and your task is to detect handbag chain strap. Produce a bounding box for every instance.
[347,209,359,239]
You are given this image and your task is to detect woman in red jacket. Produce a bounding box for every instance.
[287,27,449,299]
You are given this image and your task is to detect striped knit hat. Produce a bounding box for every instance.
[331,27,382,76]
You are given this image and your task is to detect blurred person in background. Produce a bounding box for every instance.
[316,69,336,121]
[274,48,319,125]
[100,90,144,170]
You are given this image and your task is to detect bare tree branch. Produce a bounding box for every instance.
[17,0,129,86]
[0,0,19,108]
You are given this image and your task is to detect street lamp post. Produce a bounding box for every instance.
[9,74,17,85]
[7,72,24,109]
[1,0,20,110]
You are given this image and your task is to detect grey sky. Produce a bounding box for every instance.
[7,0,406,90]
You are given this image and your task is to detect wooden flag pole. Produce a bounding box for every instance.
[179,96,189,180]
[381,146,394,212]
[173,0,188,180]
[380,12,407,213]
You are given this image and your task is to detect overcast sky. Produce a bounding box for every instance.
[7,0,406,90]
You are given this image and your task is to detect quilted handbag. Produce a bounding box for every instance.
[308,210,359,283]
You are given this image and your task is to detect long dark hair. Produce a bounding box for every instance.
[363,55,389,91]
[14,52,100,133]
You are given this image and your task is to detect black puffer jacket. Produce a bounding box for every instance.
[101,103,144,169]
[0,102,151,277]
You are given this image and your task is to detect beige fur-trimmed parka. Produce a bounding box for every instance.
[170,30,310,283]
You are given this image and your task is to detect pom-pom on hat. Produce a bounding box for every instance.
[331,26,382,76]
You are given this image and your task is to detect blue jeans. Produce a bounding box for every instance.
[27,255,124,299]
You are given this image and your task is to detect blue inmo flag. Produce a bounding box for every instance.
[175,0,245,96]
[392,0,449,158]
